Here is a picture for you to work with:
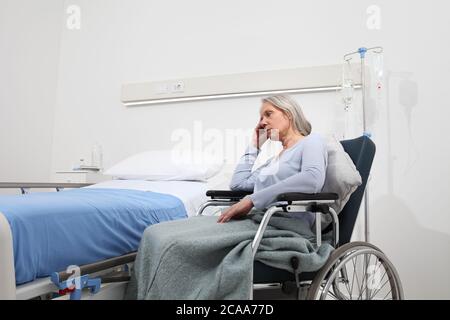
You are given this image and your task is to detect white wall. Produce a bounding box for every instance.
[3,0,450,298]
[0,0,63,185]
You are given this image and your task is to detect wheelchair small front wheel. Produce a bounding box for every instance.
[307,242,404,300]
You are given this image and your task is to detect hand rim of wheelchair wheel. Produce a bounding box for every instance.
[324,248,397,300]
[307,242,404,300]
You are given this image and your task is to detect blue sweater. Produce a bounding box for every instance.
[230,133,328,210]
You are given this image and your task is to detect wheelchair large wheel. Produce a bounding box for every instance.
[307,242,404,300]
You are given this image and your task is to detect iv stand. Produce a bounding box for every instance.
[343,46,383,243]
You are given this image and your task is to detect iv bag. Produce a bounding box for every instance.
[373,52,384,80]
[371,52,384,100]
[341,61,354,107]
[342,78,354,107]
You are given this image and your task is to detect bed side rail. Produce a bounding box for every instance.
[0,182,92,194]
[56,252,137,282]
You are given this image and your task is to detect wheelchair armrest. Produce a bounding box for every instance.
[197,190,252,215]
[276,192,338,202]
[206,190,253,200]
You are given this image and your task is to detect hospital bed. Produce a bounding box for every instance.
[0,180,208,300]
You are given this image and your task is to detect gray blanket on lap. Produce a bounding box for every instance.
[125,212,334,300]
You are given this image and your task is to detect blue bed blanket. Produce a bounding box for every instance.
[0,188,187,284]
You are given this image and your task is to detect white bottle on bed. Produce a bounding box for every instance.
[91,143,103,170]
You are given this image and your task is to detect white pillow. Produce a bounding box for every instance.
[322,135,362,214]
[104,149,224,182]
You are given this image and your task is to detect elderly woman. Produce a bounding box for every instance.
[126,95,331,300]
[218,95,327,224]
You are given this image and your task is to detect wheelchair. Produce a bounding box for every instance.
[198,135,404,300]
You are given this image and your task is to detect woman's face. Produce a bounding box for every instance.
[259,102,292,140]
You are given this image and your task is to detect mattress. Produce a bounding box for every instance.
[0,188,189,284]
[86,180,209,217]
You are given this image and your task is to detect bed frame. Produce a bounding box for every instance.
[0,183,134,300]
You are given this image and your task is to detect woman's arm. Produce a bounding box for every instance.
[228,145,260,191]
[249,136,328,210]
[229,121,270,191]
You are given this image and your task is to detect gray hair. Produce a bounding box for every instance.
[262,95,312,136]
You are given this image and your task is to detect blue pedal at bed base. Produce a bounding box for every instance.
[51,272,101,300]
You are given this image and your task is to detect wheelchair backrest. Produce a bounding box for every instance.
[337,135,376,246]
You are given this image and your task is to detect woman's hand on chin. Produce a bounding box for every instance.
[253,121,269,149]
